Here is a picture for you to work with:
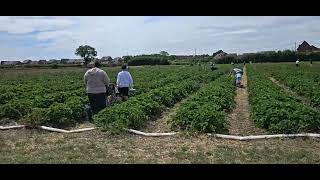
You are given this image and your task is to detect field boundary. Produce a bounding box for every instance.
[0,125,95,133]
[3,125,320,141]
[127,129,320,140]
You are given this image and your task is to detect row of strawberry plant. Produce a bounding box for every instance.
[0,66,221,127]
[93,70,226,133]
[264,64,320,107]
[170,75,235,133]
[0,67,212,123]
[247,65,320,133]
[0,65,230,127]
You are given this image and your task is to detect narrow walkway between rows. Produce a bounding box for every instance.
[226,66,266,135]
[143,98,189,133]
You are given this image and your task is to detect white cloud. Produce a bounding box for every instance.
[0,16,74,34]
[1,16,320,60]
[209,29,256,37]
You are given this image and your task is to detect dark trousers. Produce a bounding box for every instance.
[87,93,106,115]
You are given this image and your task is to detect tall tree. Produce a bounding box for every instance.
[75,45,97,67]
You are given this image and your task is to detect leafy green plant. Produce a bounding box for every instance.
[247,65,320,133]
[171,75,235,133]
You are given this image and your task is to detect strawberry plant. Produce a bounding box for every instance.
[170,75,235,133]
[247,65,320,133]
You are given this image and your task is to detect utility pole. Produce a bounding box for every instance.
[194,48,196,56]
[295,42,297,52]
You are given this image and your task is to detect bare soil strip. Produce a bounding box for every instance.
[226,67,266,136]
[143,98,189,133]
[270,77,320,112]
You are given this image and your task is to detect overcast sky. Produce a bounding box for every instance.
[1,16,320,60]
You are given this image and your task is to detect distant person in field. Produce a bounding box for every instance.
[84,61,110,119]
[210,63,216,71]
[117,65,133,101]
[230,68,243,87]
[296,59,300,67]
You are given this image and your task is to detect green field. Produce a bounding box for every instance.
[1,63,320,163]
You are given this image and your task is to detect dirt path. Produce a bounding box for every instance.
[143,98,189,133]
[269,77,320,112]
[226,66,266,135]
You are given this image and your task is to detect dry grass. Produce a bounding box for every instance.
[143,98,189,133]
[1,129,320,164]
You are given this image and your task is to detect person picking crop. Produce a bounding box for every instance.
[230,68,243,87]
[84,60,110,120]
[116,64,133,101]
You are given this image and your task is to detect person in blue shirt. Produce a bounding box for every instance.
[116,65,133,101]
[230,68,243,87]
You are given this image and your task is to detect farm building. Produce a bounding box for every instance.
[38,60,47,64]
[60,59,69,64]
[48,59,60,64]
[113,57,123,64]
[297,41,320,52]
[101,56,113,62]
[0,61,22,65]
[226,53,237,58]
[66,59,83,64]
[213,52,227,60]
[22,59,32,64]
[30,61,38,65]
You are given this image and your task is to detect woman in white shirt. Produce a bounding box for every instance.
[116,65,133,101]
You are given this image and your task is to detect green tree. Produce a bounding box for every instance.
[159,51,169,56]
[75,45,97,67]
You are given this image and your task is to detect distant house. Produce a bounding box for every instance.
[38,60,47,64]
[113,57,123,64]
[22,59,32,64]
[297,41,320,52]
[48,59,60,64]
[0,61,22,65]
[226,53,237,58]
[30,61,38,65]
[60,59,69,64]
[66,59,83,64]
[213,52,227,60]
[101,56,113,62]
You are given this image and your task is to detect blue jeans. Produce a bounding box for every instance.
[236,77,241,84]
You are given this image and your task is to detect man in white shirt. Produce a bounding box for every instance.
[84,61,110,118]
[296,59,300,67]
[116,65,133,101]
